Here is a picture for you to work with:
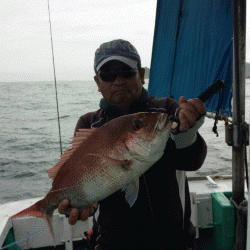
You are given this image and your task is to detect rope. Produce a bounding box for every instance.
[230,198,248,250]
[244,145,249,191]
[212,88,224,137]
[47,0,63,155]
[169,0,184,96]
[0,228,47,250]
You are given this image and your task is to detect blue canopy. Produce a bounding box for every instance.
[149,0,233,116]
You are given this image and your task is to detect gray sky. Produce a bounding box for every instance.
[1,0,250,82]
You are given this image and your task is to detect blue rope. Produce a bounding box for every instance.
[0,228,47,250]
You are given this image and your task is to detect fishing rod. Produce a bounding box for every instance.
[47,0,63,155]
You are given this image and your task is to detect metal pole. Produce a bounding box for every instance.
[247,125,250,249]
[232,1,247,249]
[232,0,246,205]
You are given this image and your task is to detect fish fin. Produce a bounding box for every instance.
[45,213,56,244]
[73,128,98,140]
[11,199,56,242]
[124,179,139,207]
[48,128,98,180]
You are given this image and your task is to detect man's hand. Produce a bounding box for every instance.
[171,96,206,133]
[58,199,98,225]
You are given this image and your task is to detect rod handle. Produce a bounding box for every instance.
[197,80,225,103]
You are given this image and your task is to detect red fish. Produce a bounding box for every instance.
[11,112,172,237]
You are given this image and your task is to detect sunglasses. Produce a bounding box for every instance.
[98,69,137,82]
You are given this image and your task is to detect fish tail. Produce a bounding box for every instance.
[44,211,55,243]
[11,199,46,219]
[11,199,56,242]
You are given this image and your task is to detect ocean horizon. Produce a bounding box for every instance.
[0,79,249,204]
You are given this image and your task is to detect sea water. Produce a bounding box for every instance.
[0,79,250,204]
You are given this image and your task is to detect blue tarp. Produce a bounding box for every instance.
[148,0,233,116]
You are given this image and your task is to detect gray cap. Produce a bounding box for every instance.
[94,39,141,73]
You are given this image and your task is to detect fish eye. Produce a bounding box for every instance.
[132,119,142,131]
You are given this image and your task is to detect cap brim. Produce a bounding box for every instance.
[96,56,138,72]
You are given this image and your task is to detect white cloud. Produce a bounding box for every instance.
[0,0,156,81]
[1,0,249,82]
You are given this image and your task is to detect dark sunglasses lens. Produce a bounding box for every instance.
[99,70,137,82]
[99,72,118,82]
[121,70,136,78]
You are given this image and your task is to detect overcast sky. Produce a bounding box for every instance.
[1,0,250,82]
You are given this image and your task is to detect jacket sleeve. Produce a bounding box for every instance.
[74,111,101,135]
[74,109,104,135]
[165,132,207,171]
[74,115,89,132]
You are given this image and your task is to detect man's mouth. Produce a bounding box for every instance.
[114,89,130,94]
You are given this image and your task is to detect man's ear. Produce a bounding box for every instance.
[139,68,145,85]
[94,75,101,92]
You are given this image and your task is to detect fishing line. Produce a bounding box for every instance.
[47,0,63,155]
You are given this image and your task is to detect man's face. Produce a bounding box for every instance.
[94,61,145,108]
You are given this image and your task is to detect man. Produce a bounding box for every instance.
[58,39,207,249]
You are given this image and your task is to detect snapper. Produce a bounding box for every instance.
[11,112,172,237]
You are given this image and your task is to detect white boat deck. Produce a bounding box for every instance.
[0,176,247,249]
[0,198,94,250]
[188,176,233,195]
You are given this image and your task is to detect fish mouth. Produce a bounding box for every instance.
[154,113,172,132]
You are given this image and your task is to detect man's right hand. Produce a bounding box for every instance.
[58,199,98,225]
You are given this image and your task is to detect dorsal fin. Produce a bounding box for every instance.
[48,128,98,180]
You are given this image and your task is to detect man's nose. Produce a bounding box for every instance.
[113,75,126,85]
